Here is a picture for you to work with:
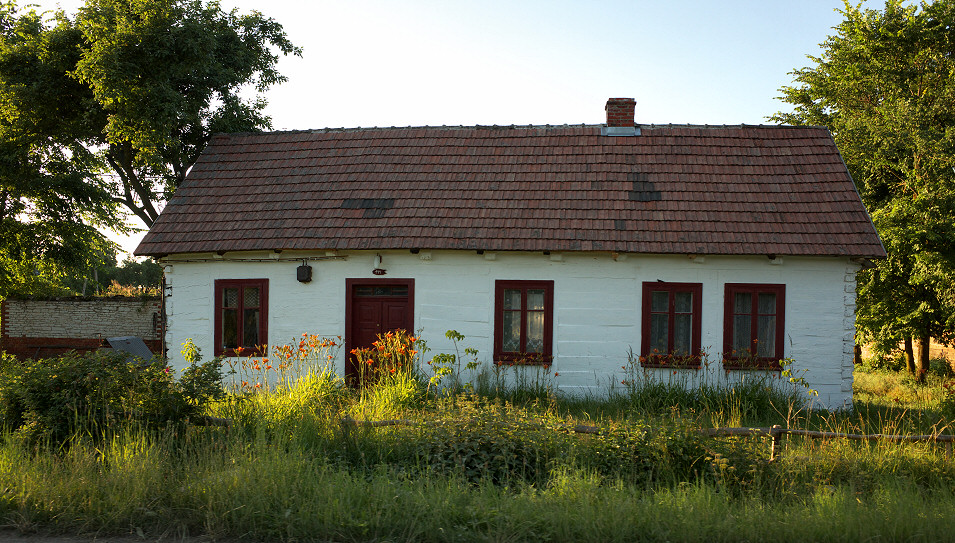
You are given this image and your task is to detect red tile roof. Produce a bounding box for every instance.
[135,124,885,258]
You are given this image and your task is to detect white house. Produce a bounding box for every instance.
[135,98,885,408]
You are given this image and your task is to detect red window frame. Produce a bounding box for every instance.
[723,283,785,369]
[493,280,554,365]
[214,278,268,357]
[640,282,703,368]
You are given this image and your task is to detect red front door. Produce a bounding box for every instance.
[345,279,414,383]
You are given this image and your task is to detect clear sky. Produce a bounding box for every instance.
[30,0,881,256]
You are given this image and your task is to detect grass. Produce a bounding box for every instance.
[0,350,953,542]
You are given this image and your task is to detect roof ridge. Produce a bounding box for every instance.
[212,122,830,138]
[642,123,828,130]
[213,124,602,138]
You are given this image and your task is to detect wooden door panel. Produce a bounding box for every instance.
[354,300,383,349]
[383,300,410,334]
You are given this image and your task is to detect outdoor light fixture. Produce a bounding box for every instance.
[297,260,312,283]
[373,253,387,275]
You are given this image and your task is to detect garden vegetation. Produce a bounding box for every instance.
[0,331,953,542]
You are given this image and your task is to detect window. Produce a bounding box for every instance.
[640,282,703,367]
[214,279,268,357]
[723,283,785,369]
[494,280,554,365]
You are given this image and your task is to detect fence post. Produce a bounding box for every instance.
[770,425,783,461]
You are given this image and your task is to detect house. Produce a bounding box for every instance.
[135,98,885,408]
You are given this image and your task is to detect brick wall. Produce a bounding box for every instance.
[1,297,162,359]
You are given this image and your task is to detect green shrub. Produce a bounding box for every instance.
[417,397,562,484]
[0,349,224,448]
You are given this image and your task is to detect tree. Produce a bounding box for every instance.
[0,0,300,227]
[773,0,955,380]
[0,0,299,299]
[0,4,120,299]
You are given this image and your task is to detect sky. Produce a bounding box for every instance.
[30,0,882,257]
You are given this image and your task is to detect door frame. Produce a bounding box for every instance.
[344,278,415,377]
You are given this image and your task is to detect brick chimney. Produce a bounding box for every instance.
[605,98,635,127]
[602,97,639,136]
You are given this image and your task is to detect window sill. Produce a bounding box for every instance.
[494,353,553,368]
[722,359,782,371]
[639,361,702,370]
[639,355,701,369]
[218,347,266,358]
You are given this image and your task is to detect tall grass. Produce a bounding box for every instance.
[0,344,953,541]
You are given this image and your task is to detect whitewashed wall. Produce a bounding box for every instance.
[160,250,860,409]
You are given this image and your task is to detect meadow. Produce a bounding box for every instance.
[0,331,953,542]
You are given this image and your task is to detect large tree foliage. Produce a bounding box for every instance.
[774,0,955,379]
[0,0,299,298]
[0,4,119,298]
[1,0,300,227]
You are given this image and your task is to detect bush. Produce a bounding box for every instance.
[0,349,224,448]
[417,397,562,484]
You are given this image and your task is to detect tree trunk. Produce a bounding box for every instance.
[916,334,930,384]
[854,343,863,365]
[904,336,916,375]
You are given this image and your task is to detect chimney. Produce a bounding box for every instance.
[602,97,640,136]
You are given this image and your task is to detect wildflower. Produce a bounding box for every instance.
[236,346,245,354]
[554,372,560,377]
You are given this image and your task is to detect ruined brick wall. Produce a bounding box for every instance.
[1,297,162,359]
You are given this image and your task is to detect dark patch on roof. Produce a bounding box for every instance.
[341,198,395,210]
[627,171,662,202]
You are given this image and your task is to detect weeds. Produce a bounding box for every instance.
[0,337,954,541]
